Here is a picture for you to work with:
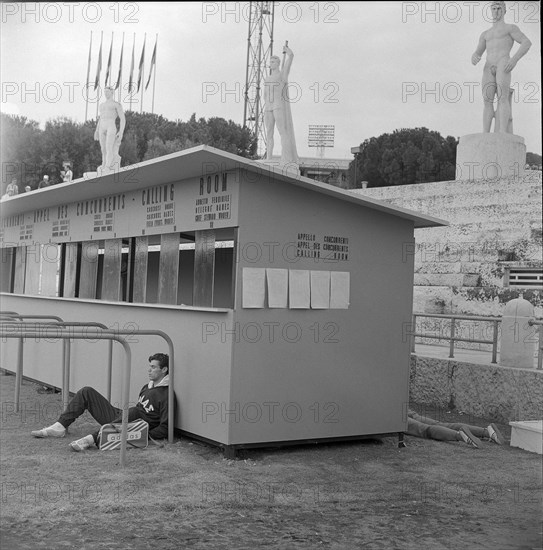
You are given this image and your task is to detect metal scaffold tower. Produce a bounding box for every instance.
[243,1,275,158]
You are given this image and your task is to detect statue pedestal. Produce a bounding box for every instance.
[258,159,300,177]
[97,163,121,177]
[456,133,526,181]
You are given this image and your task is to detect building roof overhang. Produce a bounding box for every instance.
[1,145,448,229]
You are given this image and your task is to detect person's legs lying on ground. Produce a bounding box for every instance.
[432,419,504,444]
[407,418,482,448]
[408,409,503,444]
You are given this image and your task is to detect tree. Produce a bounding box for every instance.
[526,152,541,168]
[0,114,43,190]
[41,117,99,183]
[108,111,257,162]
[142,137,186,161]
[350,128,458,188]
[1,110,257,189]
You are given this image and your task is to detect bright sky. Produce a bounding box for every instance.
[1,1,541,158]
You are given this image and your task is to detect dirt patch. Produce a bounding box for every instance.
[1,372,541,549]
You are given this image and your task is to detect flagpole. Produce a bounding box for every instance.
[96,31,103,120]
[111,31,114,87]
[152,34,158,114]
[85,31,93,122]
[140,33,146,114]
[106,31,114,87]
[117,32,124,103]
[129,33,135,112]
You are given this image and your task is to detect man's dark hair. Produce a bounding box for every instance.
[149,353,169,373]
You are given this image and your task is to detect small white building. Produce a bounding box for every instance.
[1,146,446,454]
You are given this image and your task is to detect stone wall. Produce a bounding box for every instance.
[410,354,542,423]
[353,173,542,318]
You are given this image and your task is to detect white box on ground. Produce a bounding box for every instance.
[508,420,543,454]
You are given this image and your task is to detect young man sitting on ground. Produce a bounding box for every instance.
[32,353,172,452]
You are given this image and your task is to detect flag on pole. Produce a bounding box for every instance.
[136,38,146,92]
[94,33,103,90]
[128,35,135,92]
[115,34,124,90]
[145,37,157,91]
[84,31,93,121]
[86,31,93,87]
[105,34,113,86]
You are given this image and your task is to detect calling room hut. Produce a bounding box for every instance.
[0,145,447,453]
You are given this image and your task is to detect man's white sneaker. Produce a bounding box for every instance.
[31,426,66,438]
[70,435,95,452]
[459,427,481,448]
[487,423,505,445]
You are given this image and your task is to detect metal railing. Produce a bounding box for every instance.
[1,326,133,467]
[0,312,176,443]
[0,314,113,409]
[410,312,542,370]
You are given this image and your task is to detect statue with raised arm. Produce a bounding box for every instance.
[263,42,299,168]
[94,86,125,173]
[471,1,531,133]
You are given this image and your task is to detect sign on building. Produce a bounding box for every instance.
[308,125,335,158]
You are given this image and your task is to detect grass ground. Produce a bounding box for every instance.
[1,371,541,550]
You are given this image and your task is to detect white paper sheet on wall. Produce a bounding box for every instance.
[310,271,331,309]
[330,271,350,309]
[266,268,288,308]
[289,269,310,309]
[242,267,266,308]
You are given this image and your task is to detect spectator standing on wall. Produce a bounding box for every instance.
[38,175,50,189]
[6,178,19,196]
[62,164,73,183]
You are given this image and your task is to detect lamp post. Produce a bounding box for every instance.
[350,146,361,188]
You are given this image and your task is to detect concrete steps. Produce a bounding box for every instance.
[355,173,542,316]
[355,174,541,201]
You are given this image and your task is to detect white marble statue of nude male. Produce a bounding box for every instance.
[94,86,126,172]
[471,1,531,133]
